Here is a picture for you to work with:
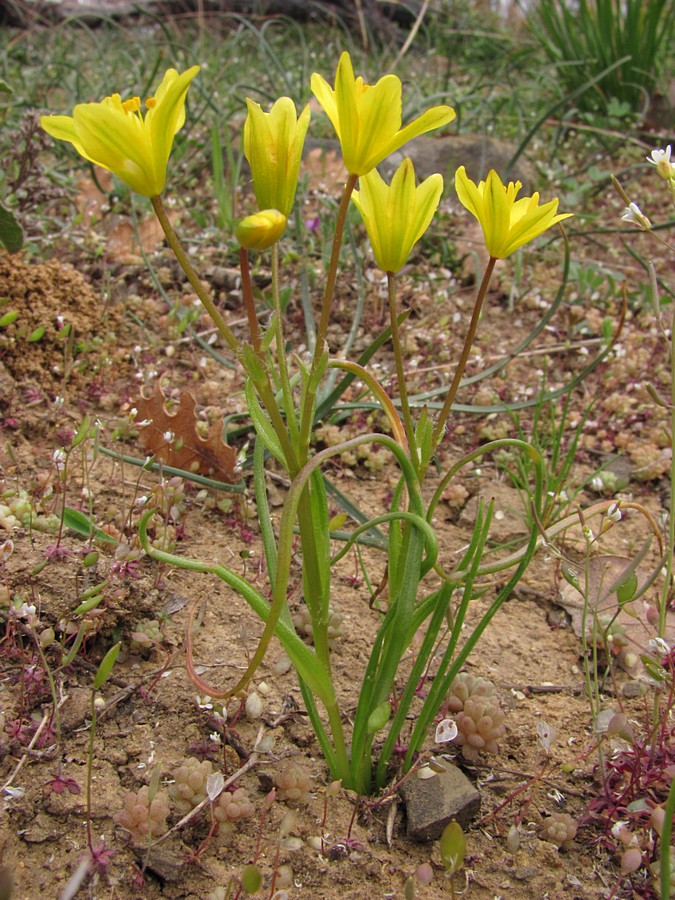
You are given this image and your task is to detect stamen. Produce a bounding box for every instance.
[146,97,157,109]
[121,96,141,114]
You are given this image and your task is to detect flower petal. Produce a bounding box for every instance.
[72,101,152,193]
[375,105,456,165]
[41,66,199,197]
[147,66,200,193]
[349,74,401,175]
[313,51,455,176]
[310,72,340,137]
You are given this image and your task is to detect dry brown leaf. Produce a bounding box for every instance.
[135,383,238,483]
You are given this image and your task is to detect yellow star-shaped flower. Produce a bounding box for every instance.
[351,159,443,273]
[41,66,200,197]
[311,51,455,177]
[455,166,573,258]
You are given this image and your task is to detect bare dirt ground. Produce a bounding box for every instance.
[0,141,673,900]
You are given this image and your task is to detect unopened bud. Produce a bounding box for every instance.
[235,209,287,251]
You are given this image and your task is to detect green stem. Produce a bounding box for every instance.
[240,247,261,354]
[253,375,300,475]
[138,511,336,711]
[660,773,675,900]
[313,172,359,360]
[151,195,238,354]
[299,173,358,457]
[387,272,416,457]
[431,256,497,447]
[660,296,675,640]
[85,693,97,854]
[272,242,299,445]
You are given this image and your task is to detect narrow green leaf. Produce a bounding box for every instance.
[73,590,106,616]
[62,507,118,544]
[72,415,92,448]
[93,642,121,689]
[245,380,286,465]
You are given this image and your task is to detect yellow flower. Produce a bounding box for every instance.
[351,159,443,273]
[311,51,455,176]
[244,97,310,217]
[235,209,287,252]
[40,66,200,197]
[454,166,573,259]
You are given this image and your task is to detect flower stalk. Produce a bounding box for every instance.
[432,256,497,447]
[151,195,239,353]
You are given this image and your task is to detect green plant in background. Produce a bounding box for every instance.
[0,79,23,252]
[39,51,606,799]
[529,0,674,117]
[558,145,675,898]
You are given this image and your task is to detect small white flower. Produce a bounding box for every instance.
[607,503,622,522]
[649,637,671,656]
[621,202,651,231]
[646,145,675,180]
[16,602,37,620]
[196,694,214,710]
[52,448,66,471]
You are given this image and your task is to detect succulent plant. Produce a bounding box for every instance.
[445,672,506,758]
[214,786,255,825]
[541,812,578,849]
[169,756,214,814]
[115,785,171,842]
[293,605,343,650]
[274,761,313,804]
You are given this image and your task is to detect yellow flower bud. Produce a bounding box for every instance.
[235,209,287,252]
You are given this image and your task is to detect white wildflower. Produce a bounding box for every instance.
[646,145,675,180]
[621,202,651,231]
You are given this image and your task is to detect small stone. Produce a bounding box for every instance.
[399,762,480,841]
[20,812,66,844]
[621,681,646,699]
[514,866,539,881]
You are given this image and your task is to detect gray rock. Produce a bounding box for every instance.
[399,761,481,841]
[383,134,537,191]
[300,133,537,192]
